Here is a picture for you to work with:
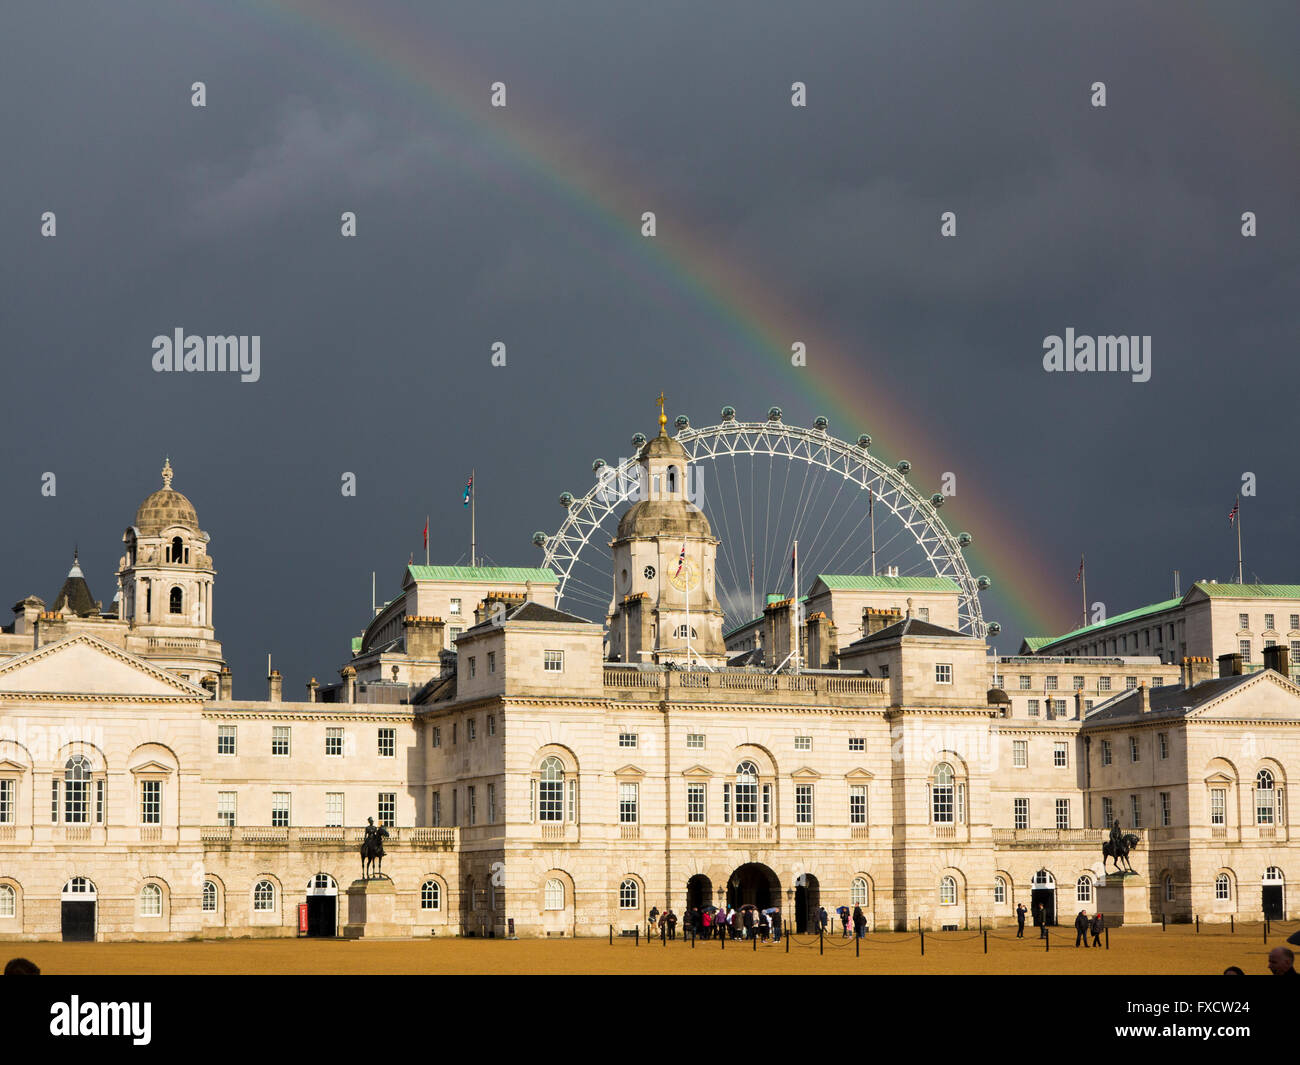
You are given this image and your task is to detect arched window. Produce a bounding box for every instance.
[851,877,868,906]
[538,757,565,822]
[619,879,639,909]
[1077,875,1093,904]
[931,763,955,824]
[1215,874,1231,900]
[735,761,759,824]
[169,586,183,615]
[1264,866,1285,883]
[1256,769,1277,825]
[62,877,95,896]
[994,876,1007,904]
[544,878,565,910]
[139,883,163,916]
[202,881,217,912]
[253,880,275,912]
[939,876,957,905]
[1031,869,1054,888]
[64,756,91,824]
[0,884,15,918]
[169,537,184,564]
[420,880,441,911]
[666,466,678,494]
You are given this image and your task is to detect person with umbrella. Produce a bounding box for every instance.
[838,905,851,937]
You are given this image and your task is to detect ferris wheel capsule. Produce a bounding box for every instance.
[857,434,872,449]
[631,432,647,448]
[768,407,783,421]
[957,532,973,547]
[532,531,548,548]
[675,414,689,430]
[930,493,944,507]
[977,575,992,590]
[813,415,829,431]
[721,406,736,421]
[559,492,574,508]
[896,460,911,475]
[592,458,606,472]
[987,622,1001,636]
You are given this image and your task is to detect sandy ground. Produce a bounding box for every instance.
[7,923,1290,976]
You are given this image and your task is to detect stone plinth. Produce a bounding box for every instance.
[1096,873,1149,927]
[341,878,406,939]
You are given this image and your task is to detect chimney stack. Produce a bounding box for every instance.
[268,669,282,703]
[1138,681,1150,714]
[217,666,233,700]
[1263,644,1290,676]
[1075,688,1085,719]
[1180,656,1212,688]
[862,607,903,637]
[306,677,319,703]
[341,665,357,703]
[1217,652,1244,678]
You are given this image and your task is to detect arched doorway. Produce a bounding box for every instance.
[1263,867,1285,920]
[61,877,97,942]
[305,873,338,936]
[686,874,713,912]
[1030,869,1056,926]
[795,874,820,933]
[726,863,780,911]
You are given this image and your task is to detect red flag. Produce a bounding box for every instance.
[1074,555,1084,583]
[1228,499,1239,525]
[423,517,429,550]
[675,542,687,577]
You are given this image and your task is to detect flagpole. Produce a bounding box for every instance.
[1236,494,1243,584]
[471,469,477,569]
[869,489,876,577]
[1080,554,1087,629]
[425,515,429,566]
[793,539,800,676]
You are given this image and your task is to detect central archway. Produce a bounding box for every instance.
[685,873,713,912]
[795,874,821,933]
[727,863,781,911]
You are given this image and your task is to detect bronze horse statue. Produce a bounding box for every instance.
[1103,831,1140,874]
[360,818,390,880]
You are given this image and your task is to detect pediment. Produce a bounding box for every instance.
[0,758,28,774]
[129,759,175,775]
[790,766,822,780]
[0,633,210,700]
[1188,672,1300,723]
[614,764,645,778]
[1203,772,1235,786]
[680,764,713,778]
[845,767,875,781]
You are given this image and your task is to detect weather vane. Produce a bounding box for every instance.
[656,391,667,433]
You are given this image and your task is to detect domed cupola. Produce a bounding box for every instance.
[134,457,200,536]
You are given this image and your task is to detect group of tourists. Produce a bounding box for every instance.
[649,904,785,941]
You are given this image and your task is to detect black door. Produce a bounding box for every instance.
[306,895,336,936]
[1263,885,1284,921]
[61,901,95,942]
[1031,889,1055,926]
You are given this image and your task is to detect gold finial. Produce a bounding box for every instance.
[161,456,174,490]
[656,391,667,435]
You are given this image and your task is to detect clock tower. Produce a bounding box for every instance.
[606,398,727,667]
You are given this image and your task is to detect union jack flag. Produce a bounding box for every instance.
[675,543,687,577]
[1228,498,1239,525]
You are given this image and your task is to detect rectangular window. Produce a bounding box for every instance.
[325,792,344,827]
[378,791,396,826]
[0,779,13,824]
[619,733,638,749]
[378,728,395,758]
[272,726,290,757]
[849,785,867,824]
[1085,700,1094,713]
[848,737,865,752]
[468,656,476,678]
[1027,699,1040,717]
[722,782,731,824]
[487,651,496,674]
[325,727,343,757]
[467,719,476,741]
[794,735,812,750]
[1291,614,1299,631]
[1160,791,1171,827]
[1013,740,1028,768]
[51,780,58,824]
[1053,742,1067,768]
[217,792,236,826]
[1045,675,1058,691]
[432,791,441,827]
[271,792,290,828]
[96,780,103,824]
[432,726,441,748]
[140,780,162,824]
[487,715,496,737]
[1239,613,1250,630]
[686,733,705,749]
[1014,798,1028,830]
[1240,639,1251,661]
[1129,736,1139,763]
[467,786,476,826]
[1158,733,1168,759]
[1101,796,1113,828]
[935,663,952,685]
[1210,788,1225,825]
[795,784,814,825]
[1055,798,1070,830]
[1101,739,1112,766]
[619,782,638,824]
[568,778,577,823]
[687,783,706,823]
[1019,675,1032,690]
[1125,676,1138,690]
[1072,675,1084,691]
[1265,613,1276,630]
[1130,795,1142,829]
[217,725,236,755]
[488,783,496,823]
[452,790,458,826]
[1052,699,1067,718]
[544,650,564,672]
[1098,676,1112,692]
[762,784,772,825]
[449,598,461,615]
[449,627,462,642]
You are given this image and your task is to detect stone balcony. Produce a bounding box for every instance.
[602,666,888,706]
[197,825,458,849]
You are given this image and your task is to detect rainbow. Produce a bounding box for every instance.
[210,0,1078,641]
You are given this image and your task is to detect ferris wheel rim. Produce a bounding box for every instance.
[539,417,987,638]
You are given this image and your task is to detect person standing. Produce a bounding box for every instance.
[818,905,829,935]
[667,909,677,941]
[1090,912,1103,947]
[853,905,866,939]
[1074,909,1090,948]
[840,906,850,938]
[702,908,713,939]
[1016,903,1027,938]
[772,909,782,943]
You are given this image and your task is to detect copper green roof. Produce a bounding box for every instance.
[1021,637,1053,652]
[406,565,557,584]
[814,574,959,592]
[1037,597,1183,648]
[351,636,363,653]
[1191,582,1300,599]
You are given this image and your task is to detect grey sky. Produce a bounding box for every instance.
[2,0,1296,692]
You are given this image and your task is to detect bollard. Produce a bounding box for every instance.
[1196,915,1200,934]
[1161,912,1166,931]
[984,929,988,954]
[691,928,695,949]
[1105,925,1109,950]
[661,924,666,946]
[753,931,757,952]
[635,925,640,946]
[1230,914,1234,934]
[820,927,824,956]
[979,915,983,933]
[856,933,860,957]
[1044,928,1049,952]
[609,924,613,946]
[720,927,725,950]
[785,930,789,953]
[919,929,924,956]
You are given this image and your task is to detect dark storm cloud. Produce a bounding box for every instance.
[1,0,1296,688]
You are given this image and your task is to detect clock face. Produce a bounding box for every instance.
[668,557,699,592]
[643,565,656,580]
